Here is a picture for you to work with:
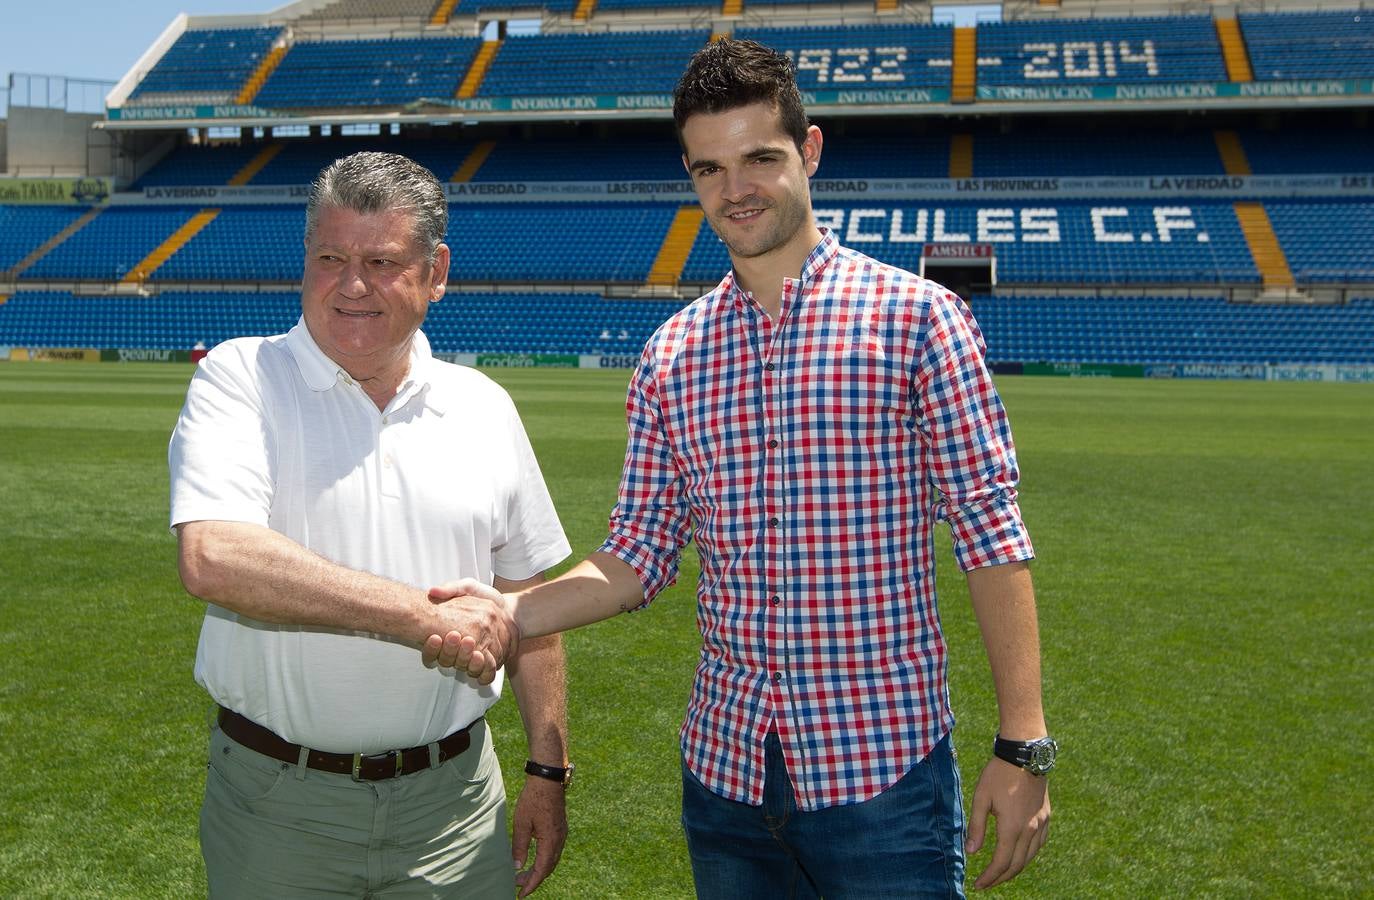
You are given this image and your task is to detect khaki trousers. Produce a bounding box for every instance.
[200,718,514,898]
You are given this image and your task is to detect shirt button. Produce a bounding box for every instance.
[765,362,776,371]
[768,516,779,527]
[384,455,393,468]
[770,595,781,606]
[767,439,779,449]
[772,671,783,683]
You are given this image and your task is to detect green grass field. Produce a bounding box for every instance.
[1,362,1371,898]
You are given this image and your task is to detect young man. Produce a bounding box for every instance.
[432,39,1054,897]
[169,152,571,897]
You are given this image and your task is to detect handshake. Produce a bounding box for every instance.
[420,578,519,685]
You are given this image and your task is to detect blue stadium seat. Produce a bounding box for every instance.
[971,294,1374,365]
[972,128,1225,176]
[21,207,206,281]
[1238,127,1374,174]
[133,203,679,284]
[130,27,281,98]
[479,31,710,97]
[735,24,954,90]
[0,206,90,271]
[975,16,1226,86]
[447,203,678,281]
[1241,10,1374,80]
[0,289,690,355]
[1268,201,1374,282]
[254,37,482,108]
[4,289,1368,365]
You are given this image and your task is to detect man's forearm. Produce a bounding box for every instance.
[178,519,449,648]
[966,560,1047,739]
[500,575,568,765]
[508,552,647,640]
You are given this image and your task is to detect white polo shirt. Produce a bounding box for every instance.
[169,319,570,753]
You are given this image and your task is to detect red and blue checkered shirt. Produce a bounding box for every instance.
[598,231,1034,810]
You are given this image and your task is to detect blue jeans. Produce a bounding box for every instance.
[681,732,965,899]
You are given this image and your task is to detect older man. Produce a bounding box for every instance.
[169,151,570,897]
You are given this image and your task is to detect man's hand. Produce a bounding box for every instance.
[421,578,518,684]
[965,758,1051,890]
[510,774,568,897]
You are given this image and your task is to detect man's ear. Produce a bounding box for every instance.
[430,243,451,301]
[801,125,823,177]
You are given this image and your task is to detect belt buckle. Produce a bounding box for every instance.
[351,750,404,781]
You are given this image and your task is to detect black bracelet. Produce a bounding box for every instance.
[525,759,574,788]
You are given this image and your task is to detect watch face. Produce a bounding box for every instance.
[1028,740,1057,774]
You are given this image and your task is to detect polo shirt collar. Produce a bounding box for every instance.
[284,318,438,406]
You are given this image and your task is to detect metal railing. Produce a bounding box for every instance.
[5,73,117,115]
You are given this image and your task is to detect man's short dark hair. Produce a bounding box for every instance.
[305,151,448,262]
[672,38,809,153]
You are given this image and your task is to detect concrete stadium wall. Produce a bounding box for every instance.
[6,107,103,177]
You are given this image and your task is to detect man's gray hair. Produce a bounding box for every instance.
[305,151,448,261]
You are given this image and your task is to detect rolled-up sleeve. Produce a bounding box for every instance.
[596,349,693,605]
[915,289,1035,572]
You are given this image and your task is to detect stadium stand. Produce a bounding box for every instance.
[146,207,305,283]
[1240,9,1374,80]
[0,207,92,273]
[0,290,685,355]
[20,208,210,282]
[446,203,679,281]
[1237,127,1374,175]
[296,0,444,21]
[4,4,1372,374]
[597,0,709,9]
[253,37,484,108]
[133,144,277,188]
[972,295,1374,365]
[65,203,681,284]
[733,24,954,89]
[1267,202,1374,283]
[454,0,577,12]
[463,137,687,182]
[128,27,281,100]
[3,289,1370,366]
[968,127,1226,176]
[974,15,1227,85]
[128,118,1374,189]
[477,30,712,96]
[680,202,1262,285]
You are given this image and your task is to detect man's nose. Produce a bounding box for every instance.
[722,168,754,204]
[338,261,370,297]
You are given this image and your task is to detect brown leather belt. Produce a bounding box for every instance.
[217,706,474,781]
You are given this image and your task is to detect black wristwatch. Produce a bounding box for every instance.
[525,759,575,789]
[993,735,1058,776]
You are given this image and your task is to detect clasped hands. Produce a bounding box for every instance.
[421,579,517,683]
